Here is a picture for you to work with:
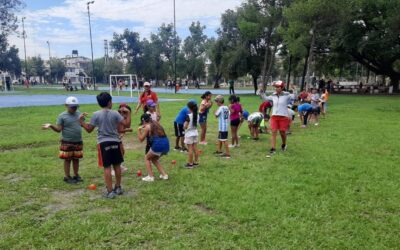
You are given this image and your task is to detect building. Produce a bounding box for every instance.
[61,50,90,84]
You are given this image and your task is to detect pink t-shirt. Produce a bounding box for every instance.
[230,103,242,121]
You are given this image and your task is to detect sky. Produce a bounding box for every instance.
[9,0,242,60]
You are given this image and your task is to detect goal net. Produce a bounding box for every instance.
[109,74,139,98]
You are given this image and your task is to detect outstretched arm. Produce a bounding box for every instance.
[79,113,95,133]
[42,123,62,133]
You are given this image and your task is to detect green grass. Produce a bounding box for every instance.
[0,90,399,249]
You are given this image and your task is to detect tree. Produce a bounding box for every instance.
[0,0,23,75]
[90,57,123,83]
[0,45,21,76]
[183,22,208,80]
[26,57,45,82]
[49,58,66,82]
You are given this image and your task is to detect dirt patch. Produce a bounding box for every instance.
[122,139,144,151]
[43,189,85,216]
[194,202,215,214]
[0,141,55,153]
[2,173,31,183]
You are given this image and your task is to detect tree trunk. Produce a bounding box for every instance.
[265,44,278,84]
[286,54,292,90]
[213,73,221,88]
[252,74,258,95]
[301,52,309,91]
[261,32,272,87]
[305,25,316,90]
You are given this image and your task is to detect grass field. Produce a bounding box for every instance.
[0,89,399,249]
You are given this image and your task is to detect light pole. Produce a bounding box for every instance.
[22,17,28,79]
[87,1,96,90]
[47,41,52,83]
[173,0,177,93]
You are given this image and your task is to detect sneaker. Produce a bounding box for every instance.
[281,144,287,152]
[193,162,199,167]
[63,176,78,184]
[113,186,124,195]
[174,146,181,151]
[228,144,235,148]
[199,141,208,145]
[235,144,240,148]
[121,165,128,173]
[73,175,83,182]
[142,175,155,182]
[314,123,319,126]
[266,148,276,158]
[220,153,231,159]
[184,163,194,169]
[213,151,223,155]
[180,147,188,152]
[159,175,169,180]
[301,125,306,128]
[103,191,117,199]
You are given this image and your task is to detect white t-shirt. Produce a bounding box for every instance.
[185,113,199,137]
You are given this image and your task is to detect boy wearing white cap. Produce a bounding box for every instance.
[42,96,83,184]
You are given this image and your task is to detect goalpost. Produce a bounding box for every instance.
[109,74,139,98]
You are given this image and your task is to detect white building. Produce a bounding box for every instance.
[61,50,90,84]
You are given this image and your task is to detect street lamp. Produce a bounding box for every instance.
[87,1,96,90]
[22,17,28,79]
[173,0,177,93]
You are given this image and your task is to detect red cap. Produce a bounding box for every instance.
[272,81,285,88]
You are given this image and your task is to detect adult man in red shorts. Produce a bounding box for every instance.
[259,81,294,157]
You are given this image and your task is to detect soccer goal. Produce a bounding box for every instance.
[109,74,139,98]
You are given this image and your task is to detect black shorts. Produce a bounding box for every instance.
[230,119,240,127]
[97,141,124,168]
[312,106,321,115]
[218,131,228,141]
[174,122,185,137]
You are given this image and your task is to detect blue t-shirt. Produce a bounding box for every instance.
[175,107,189,124]
[298,103,313,112]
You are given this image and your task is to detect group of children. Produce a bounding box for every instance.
[43,83,329,198]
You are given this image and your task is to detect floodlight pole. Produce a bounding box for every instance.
[173,0,177,93]
[22,17,28,79]
[87,1,96,90]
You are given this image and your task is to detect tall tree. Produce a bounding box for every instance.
[49,58,66,82]
[183,22,208,80]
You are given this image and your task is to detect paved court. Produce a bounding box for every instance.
[0,94,182,108]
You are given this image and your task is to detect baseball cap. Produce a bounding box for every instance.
[65,96,79,107]
[146,100,156,107]
[144,82,151,87]
[272,81,285,88]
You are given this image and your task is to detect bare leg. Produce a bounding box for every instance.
[280,131,287,145]
[175,137,180,148]
[180,137,185,149]
[193,143,199,163]
[72,159,79,176]
[187,144,193,164]
[64,159,71,177]
[271,131,278,149]
[145,153,155,177]
[113,164,122,187]
[151,156,167,176]
[218,141,222,152]
[255,126,259,138]
[103,167,113,192]
[200,123,207,142]
[224,141,230,155]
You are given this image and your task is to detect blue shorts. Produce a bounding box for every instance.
[199,113,208,124]
[150,136,170,156]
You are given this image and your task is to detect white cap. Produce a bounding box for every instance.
[65,96,79,106]
[144,81,151,87]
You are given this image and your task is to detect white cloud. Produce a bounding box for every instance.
[8,0,242,58]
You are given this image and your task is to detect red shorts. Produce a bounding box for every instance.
[270,116,290,132]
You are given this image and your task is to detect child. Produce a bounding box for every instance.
[286,104,297,134]
[298,103,313,128]
[184,101,200,169]
[259,100,272,133]
[173,100,196,152]
[137,113,169,182]
[146,100,161,122]
[214,95,231,158]
[42,96,83,184]
[117,103,133,174]
[247,112,264,140]
[228,95,242,148]
[79,92,131,199]
[199,91,213,145]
